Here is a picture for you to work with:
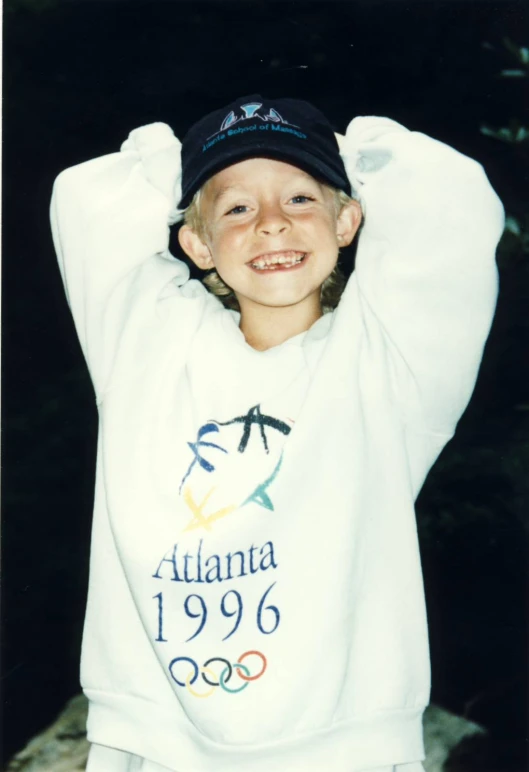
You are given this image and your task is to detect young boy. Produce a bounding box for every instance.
[51,95,504,772]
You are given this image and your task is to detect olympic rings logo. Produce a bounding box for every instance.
[169,650,267,698]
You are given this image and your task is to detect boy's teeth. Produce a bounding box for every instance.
[251,253,305,269]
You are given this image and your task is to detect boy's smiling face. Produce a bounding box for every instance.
[179,158,361,318]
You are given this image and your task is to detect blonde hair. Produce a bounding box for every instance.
[182,186,357,314]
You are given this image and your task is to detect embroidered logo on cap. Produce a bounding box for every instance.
[218,102,297,132]
[209,101,298,137]
[207,101,300,139]
[202,102,307,152]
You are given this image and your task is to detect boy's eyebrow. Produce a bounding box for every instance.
[209,174,324,206]
[210,184,243,204]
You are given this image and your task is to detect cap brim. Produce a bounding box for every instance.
[178,143,351,208]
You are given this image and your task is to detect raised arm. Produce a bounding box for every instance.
[50,123,190,398]
[339,117,504,435]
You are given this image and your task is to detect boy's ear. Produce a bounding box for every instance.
[178,225,214,270]
[336,200,363,248]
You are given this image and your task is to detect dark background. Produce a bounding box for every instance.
[2,0,528,768]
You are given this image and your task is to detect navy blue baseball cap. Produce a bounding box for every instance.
[178,94,351,208]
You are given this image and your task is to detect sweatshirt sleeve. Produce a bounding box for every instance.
[50,123,192,398]
[340,117,505,435]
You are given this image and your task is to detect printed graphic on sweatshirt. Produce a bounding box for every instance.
[179,404,292,532]
[152,538,280,698]
[168,649,267,698]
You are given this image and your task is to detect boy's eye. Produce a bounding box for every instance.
[290,195,315,204]
[226,205,248,215]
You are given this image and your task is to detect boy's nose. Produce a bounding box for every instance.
[256,206,290,236]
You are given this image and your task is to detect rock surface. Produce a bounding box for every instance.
[422,705,485,771]
[5,695,89,772]
[6,697,485,772]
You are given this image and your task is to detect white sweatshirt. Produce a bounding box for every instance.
[51,117,503,772]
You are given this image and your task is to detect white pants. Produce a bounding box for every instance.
[86,743,426,772]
